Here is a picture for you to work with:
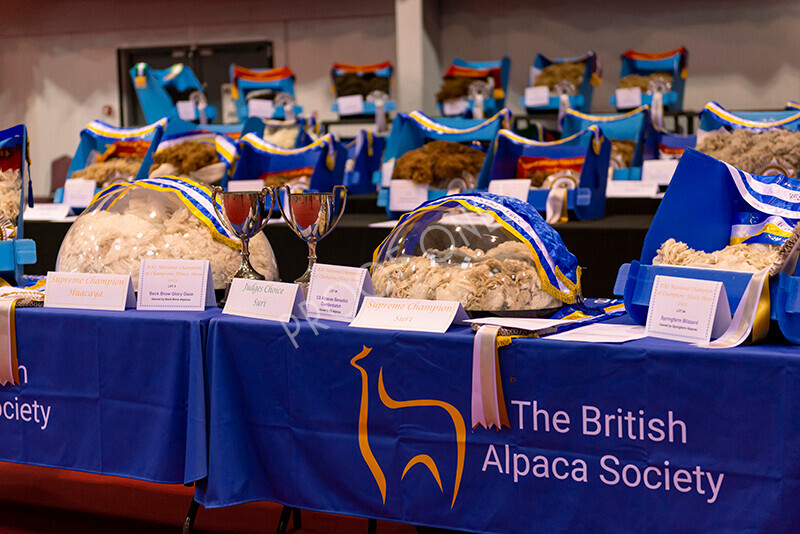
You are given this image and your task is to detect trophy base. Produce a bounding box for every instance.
[214,284,228,308]
[219,282,232,308]
[294,268,312,291]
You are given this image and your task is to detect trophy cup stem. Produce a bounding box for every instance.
[240,237,252,273]
[295,240,317,287]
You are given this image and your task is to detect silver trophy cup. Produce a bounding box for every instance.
[277,184,347,287]
[211,186,275,297]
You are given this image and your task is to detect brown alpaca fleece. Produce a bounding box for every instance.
[151,140,219,175]
[697,128,800,175]
[533,62,585,92]
[618,72,673,91]
[436,76,481,102]
[334,73,390,98]
[610,140,636,168]
[393,140,485,189]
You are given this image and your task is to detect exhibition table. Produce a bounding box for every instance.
[194,314,800,533]
[0,306,220,484]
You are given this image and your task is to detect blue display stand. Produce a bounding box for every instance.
[0,125,36,284]
[562,107,651,181]
[610,48,687,112]
[522,51,599,113]
[437,57,510,118]
[375,110,510,218]
[130,63,217,124]
[614,148,800,342]
[481,126,610,220]
[230,65,303,124]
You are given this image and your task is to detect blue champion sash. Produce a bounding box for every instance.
[229,132,345,192]
[562,106,650,140]
[373,192,581,303]
[157,130,237,171]
[406,109,511,136]
[84,119,167,141]
[344,130,385,195]
[90,175,239,249]
[724,162,800,219]
[730,212,798,245]
[68,119,168,183]
[699,101,800,132]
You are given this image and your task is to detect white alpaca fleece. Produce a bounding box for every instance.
[371,241,561,311]
[0,169,21,221]
[653,238,779,272]
[56,189,279,290]
[697,128,800,175]
[263,125,300,149]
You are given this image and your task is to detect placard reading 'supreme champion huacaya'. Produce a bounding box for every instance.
[44,272,135,311]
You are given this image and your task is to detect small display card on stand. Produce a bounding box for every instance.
[615,87,643,109]
[336,95,365,116]
[305,263,374,322]
[524,86,550,108]
[488,178,532,201]
[389,180,428,212]
[222,279,305,322]
[645,275,731,344]
[136,259,215,311]
[62,178,97,208]
[44,272,135,311]
[349,297,468,333]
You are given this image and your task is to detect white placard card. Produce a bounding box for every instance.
[306,263,374,322]
[223,278,305,322]
[642,159,680,185]
[176,100,198,121]
[350,297,468,333]
[487,178,532,201]
[23,203,71,221]
[137,259,215,311]
[336,95,365,116]
[62,179,97,208]
[645,275,731,344]
[606,179,660,198]
[227,179,265,192]
[44,272,135,311]
[381,158,396,187]
[524,86,550,108]
[389,180,428,212]
[443,98,469,116]
[615,87,643,109]
[248,98,275,119]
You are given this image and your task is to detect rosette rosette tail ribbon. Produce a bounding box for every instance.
[0,282,44,386]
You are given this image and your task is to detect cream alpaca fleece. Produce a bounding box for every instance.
[372,241,561,311]
[57,188,278,290]
[0,169,20,222]
[697,128,800,175]
[653,238,779,272]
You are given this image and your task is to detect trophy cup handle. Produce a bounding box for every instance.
[251,186,274,234]
[330,185,348,230]
[210,185,232,233]
[276,184,294,227]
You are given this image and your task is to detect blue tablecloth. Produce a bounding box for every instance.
[194,314,800,533]
[0,306,220,484]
